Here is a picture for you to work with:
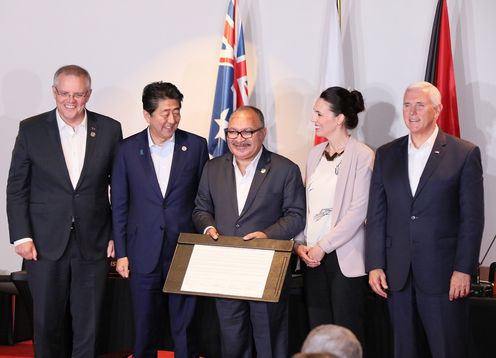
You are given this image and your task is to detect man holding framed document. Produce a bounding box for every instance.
[193,105,305,358]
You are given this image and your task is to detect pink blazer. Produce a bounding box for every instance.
[296,137,374,277]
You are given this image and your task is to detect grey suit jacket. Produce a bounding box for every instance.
[193,147,305,240]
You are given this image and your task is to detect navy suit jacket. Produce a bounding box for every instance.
[7,109,122,260]
[112,128,208,274]
[365,130,484,294]
[193,147,305,240]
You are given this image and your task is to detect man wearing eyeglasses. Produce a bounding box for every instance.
[7,65,122,357]
[193,105,306,358]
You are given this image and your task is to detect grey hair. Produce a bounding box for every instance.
[405,81,441,106]
[232,105,265,128]
[53,65,91,89]
[301,324,362,358]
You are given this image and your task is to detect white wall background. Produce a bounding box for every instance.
[1,0,495,273]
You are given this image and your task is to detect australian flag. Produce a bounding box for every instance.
[208,0,249,157]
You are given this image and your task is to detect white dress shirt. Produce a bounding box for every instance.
[57,111,87,189]
[233,148,263,215]
[148,129,175,197]
[408,125,439,195]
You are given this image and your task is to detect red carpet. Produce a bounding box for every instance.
[0,342,175,357]
[0,341,33,357]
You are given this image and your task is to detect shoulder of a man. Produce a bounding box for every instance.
[264,148,300,172]
[175,128,207,144]
[19,110,54,128]
[86,109,121,128]
[374,135,408,160]
[444,132,478,153]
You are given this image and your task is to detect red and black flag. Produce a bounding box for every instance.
[425,0,460,137]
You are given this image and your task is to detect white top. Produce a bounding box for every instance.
[305,154,341,246]
[408,125,438,195]
[148,128,175,198]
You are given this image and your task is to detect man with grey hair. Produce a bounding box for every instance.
[7,65,122,357]
[300,324,362,358]
[366,81,484,358]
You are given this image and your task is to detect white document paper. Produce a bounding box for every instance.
[181,245,275,298]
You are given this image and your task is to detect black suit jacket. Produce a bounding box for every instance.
[7,109,122,261]
[193,147,305,240]
[365,130,484,294]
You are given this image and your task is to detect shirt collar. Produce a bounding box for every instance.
[232,147,264,174]
[56,110,87,132]
[147,127,175,148]
[408,125,439,151]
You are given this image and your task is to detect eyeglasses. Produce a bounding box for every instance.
[53,86,89,100]
[225,127,264,139]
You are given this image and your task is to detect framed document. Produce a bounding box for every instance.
[163,233,293,302]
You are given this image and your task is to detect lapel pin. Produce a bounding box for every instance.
[181,146,187,152]
[434,150,440,154]
[261,168,267,174]
[90,127,96,137]
[139,149,144,156]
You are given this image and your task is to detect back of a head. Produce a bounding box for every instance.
[293,353,339,358]
[301,324,362,358]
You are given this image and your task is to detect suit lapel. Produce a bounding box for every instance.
[164,130,188,200]
[414,130,447,199]
[239,148,271,218]
[222,153,240,216]
[45,109,73,188]
[331,138,355,225]
[76,111,98,189]
[137,129,164,199]
[398,137,413,198]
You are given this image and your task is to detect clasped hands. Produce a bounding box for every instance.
[295,244,325,268]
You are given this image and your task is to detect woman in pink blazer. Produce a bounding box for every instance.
[295,87,374,351]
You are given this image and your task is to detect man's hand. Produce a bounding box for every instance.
[449,271,471,301]
[206,227,220,240]
[243,231,268,241]
[295,244,320,268]
[116,257,130,278]
[369,269,388,298]
[107,240,115,258]
[15,241,38,261]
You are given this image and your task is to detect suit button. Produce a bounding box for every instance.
[411,215,417,220]
[160,226,164,231]
[235,224,240,228]
[74,194,80,198]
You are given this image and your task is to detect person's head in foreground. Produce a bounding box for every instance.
[301,324,362,358]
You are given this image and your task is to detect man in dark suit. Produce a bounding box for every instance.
[112,81,208,357]
[193,105,306,358]
[7,65,122,357]
[366,81,484,358]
